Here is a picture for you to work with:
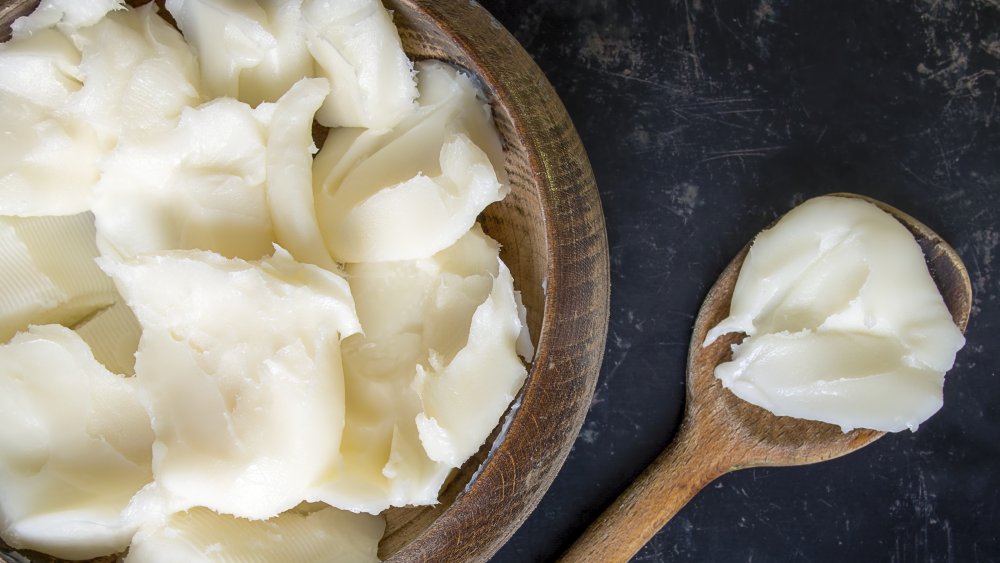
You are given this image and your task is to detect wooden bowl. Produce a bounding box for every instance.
[0,1,609,561]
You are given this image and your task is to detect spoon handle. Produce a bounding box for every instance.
[558,420,731,563]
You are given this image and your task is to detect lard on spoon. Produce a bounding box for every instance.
[705,196,965,432]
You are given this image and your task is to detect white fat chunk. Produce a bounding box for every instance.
[0,94,102,216]
[302,0,416,129]
[0,29,92,216]
[100,249,361,519]
[325,133,505,263]
[0,213,117,343]
[0,325,153,560]
[312,228,497,512]
[0,3,201,217]
[93,98,275,261]
[414,260,529,467]
[315,61,507,201]
[264,77,338,270]
[167,0,315,106]
[716,332,945,432]
[66,4,203,144]
[309,226,529,512]
[0,28,82,109]
[125,504,383,563]
[236,0,315,106]
[9,0,123,38]
[705,196,965,432]
[314,61,508,263]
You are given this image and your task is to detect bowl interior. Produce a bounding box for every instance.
[0,1,606,562]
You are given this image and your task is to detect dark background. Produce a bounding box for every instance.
[478,0,1000,561]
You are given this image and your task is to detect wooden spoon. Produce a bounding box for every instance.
[560,193,972,562]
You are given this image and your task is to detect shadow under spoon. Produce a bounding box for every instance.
[560,192,973,562]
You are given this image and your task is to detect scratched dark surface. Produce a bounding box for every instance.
[478,0,1000,561]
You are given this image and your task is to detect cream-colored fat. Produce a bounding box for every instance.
[313,61,508,264]
[0,1,202,217]
[309,225,531,513]
[125,504,383,563]
[263,76,338,270]
[0,213,117,343]
[0,0,529,559]
[165,0,316,106]
[92,98,274,261]
[100,248,360,520]
[0,325,153,560]
[705,196,965,432]
[302,0,417,129]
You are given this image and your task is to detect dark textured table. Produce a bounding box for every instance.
[478,0,1000,561]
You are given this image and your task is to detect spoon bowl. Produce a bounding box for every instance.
[561,192,972,562]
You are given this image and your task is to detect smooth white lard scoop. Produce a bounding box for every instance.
[0,2,201,217]
[302,0,417,130]
[96,76,337,265]
[0,325,153,560]
[0,27,81,109]
[9,0,123,36]
[260,76,339,270]
[0,92,102,217]
[314,61,508,263]
[166,0,315,106]
[310,225,532,513]
[414,257,531,466]
[125,504,382,563]
[0,28,96,216]
[100,248,361,520]
[704,196,965,432]
[93,98,274,261]
[65,3,203,144]
[0,213,118,343]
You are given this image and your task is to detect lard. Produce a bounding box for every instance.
[126,505,383,563]
[0,0,531,559]
[0,325,153,560]
[705,196,965,432]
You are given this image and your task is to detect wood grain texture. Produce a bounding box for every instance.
[560,193,971,563]
[0,1,609,562]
